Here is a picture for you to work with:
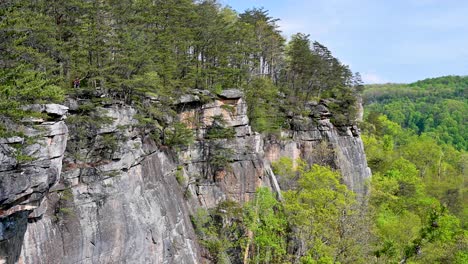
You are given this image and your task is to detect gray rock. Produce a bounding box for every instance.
[218,89,244,99]
[41,121,68,136]
[265,114,371,195]
[45,104,69,117]
[20,117,45,124]
[64,98,79,111]
[320,98,340,107]
[0,106,69,264]
[21,104,68,119]
[193,89,211,96]
[305,101,319,107]
[234,125,251,137]
[318,119,332,131]
[146,94,159,101]
[97,106,137,134]
[9,103,203,264]
[28,201,48,219]
[294,130,322,141]
[0,137,24,144]
[21,104,45,113]
[316,104,330,114]
[0,150,17,172]
[19,152,201,264]
[178,94,200,104]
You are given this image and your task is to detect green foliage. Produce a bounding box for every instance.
[245,77,285,133]
[175,166,185,185]
[279,33,362,125]
[244,187,288,263]
[363,110,467,263]
[0,1,65,118]
[192,161,370,263]
[0,0,361,139]
[204,115,236,176]
[14,153,35,163]
[6,136,36,164]
[65,109,115,161]
[364,76,468,150]
[220,104,235,113]
[0,124,21,139]
[163,122,194,148]
[207,142,234,174]
[3,2,465,263]
[191,189,288,263]
[281,162,368,263]
[0,67,64,104]
[54,188,76,221]
[272,157,308,189]
[191,201,244,263]
[205,115,236,140]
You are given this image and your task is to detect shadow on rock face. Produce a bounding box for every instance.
[0,211,29,264]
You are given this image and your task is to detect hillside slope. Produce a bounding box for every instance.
[364,76,467,150]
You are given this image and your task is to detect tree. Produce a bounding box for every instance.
[244,187,288,263]
[0,0,65,118]
[277,159,368,263]
[239,8,285,80]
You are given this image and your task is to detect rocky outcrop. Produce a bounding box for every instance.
[0,104,68,264]
[17,105,200,264]
[177,90,269,208]
[0,90,370,263]
[264,100,371,194]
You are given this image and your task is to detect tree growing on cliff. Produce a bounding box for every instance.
[271,158,370,263]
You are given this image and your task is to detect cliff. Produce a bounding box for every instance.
[0,90,370,264]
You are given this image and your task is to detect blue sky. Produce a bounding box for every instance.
[221,0,468,84]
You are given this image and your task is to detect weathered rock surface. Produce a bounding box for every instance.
[177,90,269,208]
[264,102,371,194]
[0,91,370,263]
[0,105,68,264]
[20,151,200,264]
[17,106,200,264]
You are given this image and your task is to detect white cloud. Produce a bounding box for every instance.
[361,72,387,84]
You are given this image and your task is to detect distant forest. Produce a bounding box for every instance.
[364,76,467,150]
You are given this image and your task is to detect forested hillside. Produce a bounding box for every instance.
[364,76,467,150]
[361,76,467,263]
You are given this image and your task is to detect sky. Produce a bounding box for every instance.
[220,0,468,84]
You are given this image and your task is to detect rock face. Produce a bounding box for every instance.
[20,150,199,264]
[177,90,269,208]
[16,105,200,264]
[264,102,371,194]
[0,91,370,263]
[0,105,68,264]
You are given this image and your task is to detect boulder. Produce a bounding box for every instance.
[45,104,69,117]
[218,89,244,99]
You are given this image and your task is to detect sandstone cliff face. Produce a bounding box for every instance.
[265,107,371,194]
[15,105,199,264]
[0,91,370,264]
[0,104,68,264]
[177,89,275,209]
